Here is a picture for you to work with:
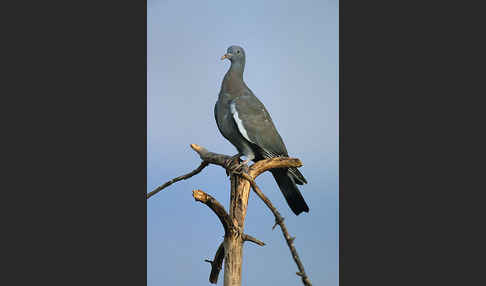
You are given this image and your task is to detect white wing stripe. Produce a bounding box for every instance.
[230,101,252,143]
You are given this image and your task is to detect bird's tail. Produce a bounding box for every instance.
[270,168,309,215]
[288,167,307,185]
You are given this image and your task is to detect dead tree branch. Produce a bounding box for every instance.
[248,157,303,178]
[242,234,265,246]
[146,161,209,199]
[192,189,233,284]
[236,172,312,286]
[147,144,302,200]
[190,144,232,166]
[193,190,235,236]
[149,144,312,286]
[205,242,225,284]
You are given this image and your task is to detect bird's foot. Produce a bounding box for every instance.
[224,155,251,176]
[229,159,250,174]
[224,153,242,176]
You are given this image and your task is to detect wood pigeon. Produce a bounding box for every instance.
[214,45,309,215]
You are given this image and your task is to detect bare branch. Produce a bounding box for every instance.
[192,190,234,236]
[151,144,312,286]
[237,172,313,286]
[205,242,225,284]
[146,161,209,199]
[248,157,303,178]
[190,144,302,179]
[190,144,232,167]
[242,234,265,246]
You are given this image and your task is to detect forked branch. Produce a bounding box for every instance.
[192,189,265,284]
[148,144,312,286]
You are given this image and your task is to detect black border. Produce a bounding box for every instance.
[4,1,147,285]
[340,1,482,285]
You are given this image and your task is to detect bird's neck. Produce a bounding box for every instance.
[222,62,246,93]
[228,61,244,78]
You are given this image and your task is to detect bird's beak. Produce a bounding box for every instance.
[221,53,232,60]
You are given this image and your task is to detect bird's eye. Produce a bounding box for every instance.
[237,50,240,54]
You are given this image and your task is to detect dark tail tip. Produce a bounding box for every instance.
[271,169,309,215]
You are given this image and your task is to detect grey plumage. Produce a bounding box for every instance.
[215,45,309,215]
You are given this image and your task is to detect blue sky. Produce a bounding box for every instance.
[148,0,338,285]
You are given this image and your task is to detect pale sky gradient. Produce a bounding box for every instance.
[148,0,338,285]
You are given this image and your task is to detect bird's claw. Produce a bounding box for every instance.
[230,160,249,173]
[224,154,241,176]
[224,156,249,176]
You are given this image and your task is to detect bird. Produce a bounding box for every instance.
[214,45,309,215]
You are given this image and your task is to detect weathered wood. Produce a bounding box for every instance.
[237,172,312,286]
[242,234,265,246]
[222,173,248,286]
[193,190,234,236]
[190,144,232,166]
[223,230,244,286]
[205,242,225,284]
[248,157,302,178]
[148,144,312,286]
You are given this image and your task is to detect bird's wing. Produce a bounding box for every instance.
[214,101,223,135]
[230,92,288,158]
[231,92,308,185]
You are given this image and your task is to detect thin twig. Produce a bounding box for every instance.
[237,172,313,286]
[146,161,209,199]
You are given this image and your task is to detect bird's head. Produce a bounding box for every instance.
[221,45,245,63]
